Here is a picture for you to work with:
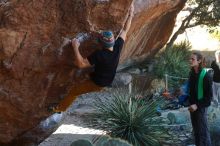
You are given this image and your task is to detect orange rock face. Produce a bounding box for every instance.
[0,0,186,144]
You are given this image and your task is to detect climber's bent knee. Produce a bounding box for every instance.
[53,80,103,112]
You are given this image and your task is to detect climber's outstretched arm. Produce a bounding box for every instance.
[119,3,134,41]
[72,39,92,69]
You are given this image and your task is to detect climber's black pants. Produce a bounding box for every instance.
[190,107,212,146]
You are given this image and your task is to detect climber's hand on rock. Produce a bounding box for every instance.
[71,38,80,49]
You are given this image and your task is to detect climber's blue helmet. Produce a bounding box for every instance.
[99,31,115,49]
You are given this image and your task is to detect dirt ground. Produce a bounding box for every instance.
[38,91,108,146]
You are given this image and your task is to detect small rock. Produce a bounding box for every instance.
[112,73,132,87]
[127,68,141,74]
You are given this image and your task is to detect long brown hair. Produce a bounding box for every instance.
[192,51,206,70]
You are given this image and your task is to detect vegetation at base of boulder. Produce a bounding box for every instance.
[153,41,191,88]
[84,82,169,146]
[95,136,133,146]
[71,136,132,146]
[167,0,220,47]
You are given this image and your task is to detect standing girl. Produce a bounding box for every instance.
[188,51,212,146]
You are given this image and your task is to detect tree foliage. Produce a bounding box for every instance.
[167,0,220,47]
[153,41,191,81]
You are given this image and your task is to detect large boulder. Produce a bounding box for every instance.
[0,0,186,144]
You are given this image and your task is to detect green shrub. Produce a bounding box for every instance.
[153,41,191,80]
[152,41,191,89]
[71,139,93,146]
[94,135,111,146]
[85,83,168,146]
[102,138,132,146]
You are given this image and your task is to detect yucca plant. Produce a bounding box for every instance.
[85,82,169,146]
[153,41,191,88]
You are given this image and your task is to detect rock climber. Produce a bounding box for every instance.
[54,3,134,112]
